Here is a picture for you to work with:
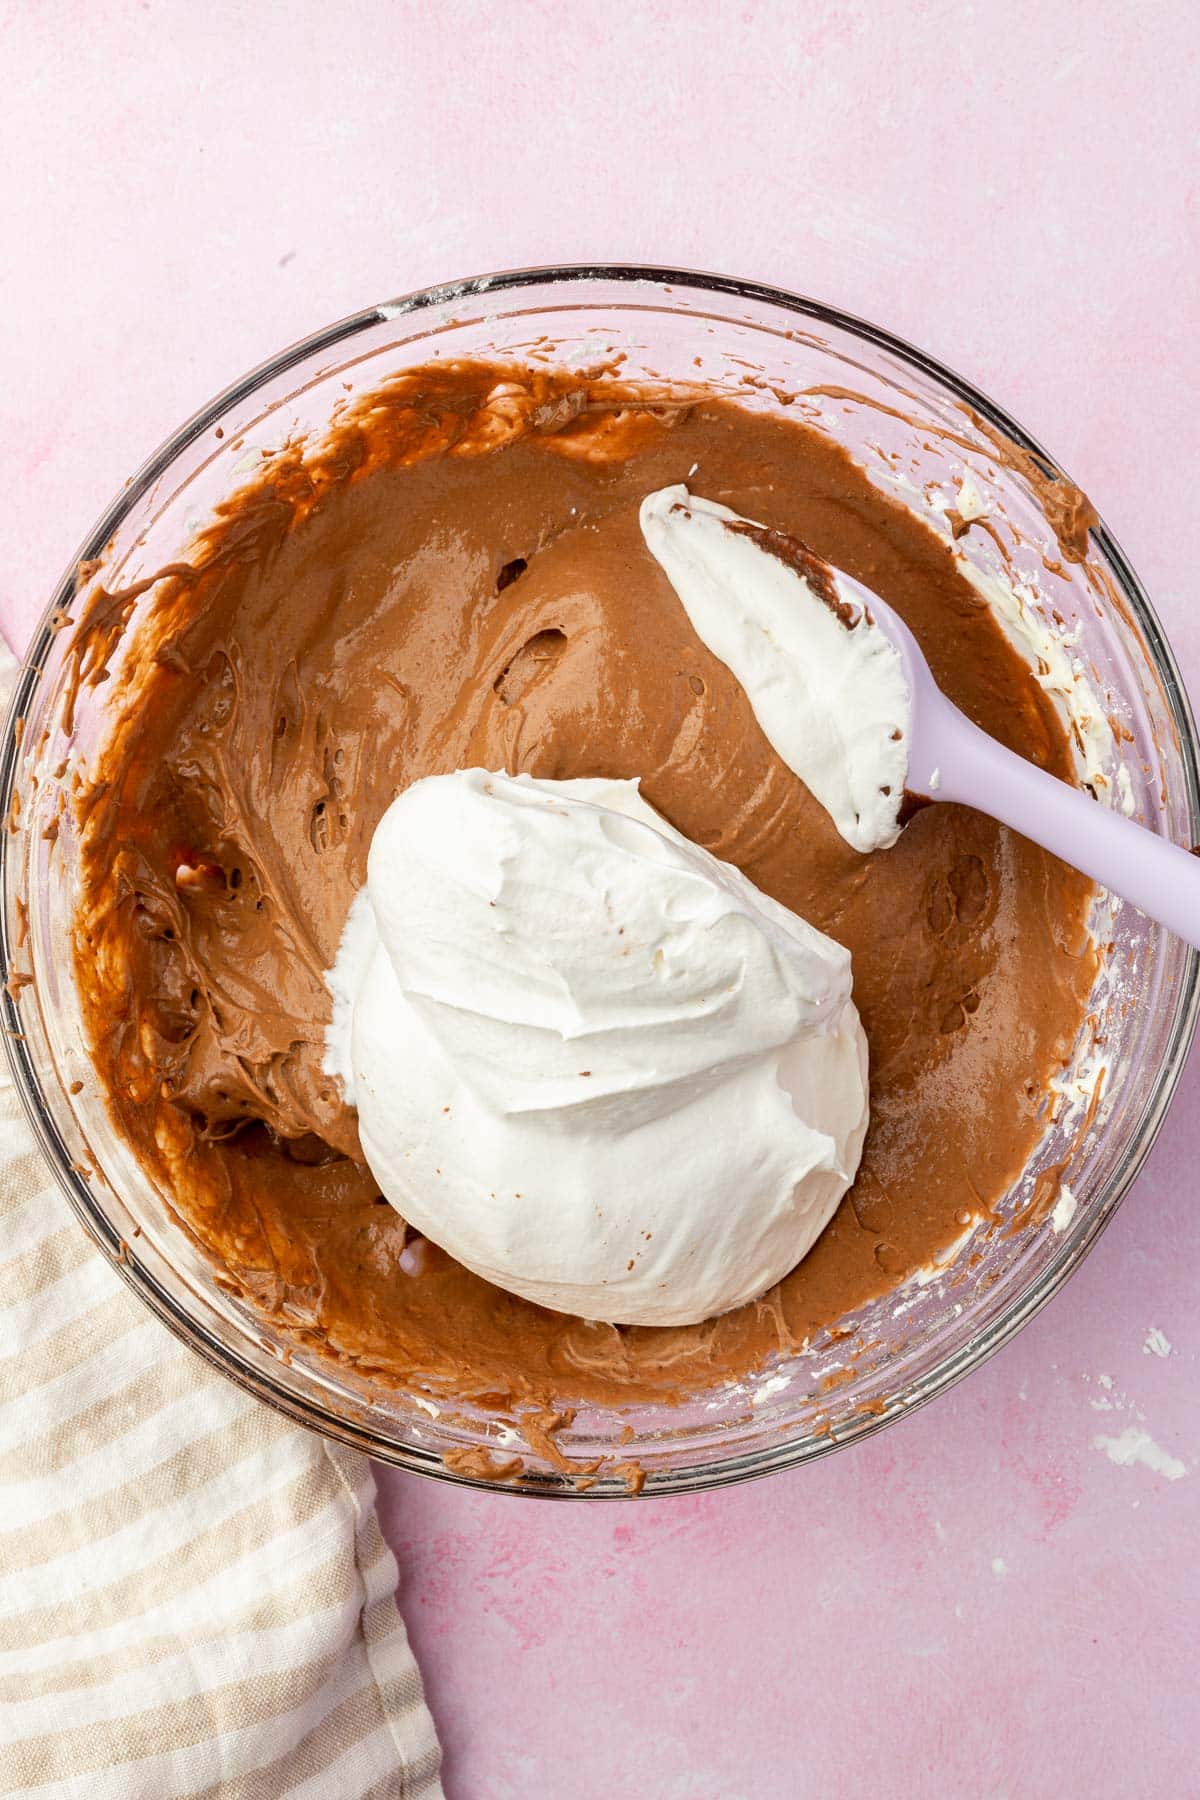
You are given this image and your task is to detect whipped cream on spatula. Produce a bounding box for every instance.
[640,485,912,852]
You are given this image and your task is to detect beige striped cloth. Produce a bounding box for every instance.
[0,642,443,1796]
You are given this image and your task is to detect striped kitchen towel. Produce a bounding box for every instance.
[0,649,442,1797]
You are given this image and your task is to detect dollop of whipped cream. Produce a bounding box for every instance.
[640,485,911,852]
[325,770,868,1327]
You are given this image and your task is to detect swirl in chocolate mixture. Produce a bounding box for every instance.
[71,362,1096,1407]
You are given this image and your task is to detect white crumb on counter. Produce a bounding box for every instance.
[1094,1426,1187,1480]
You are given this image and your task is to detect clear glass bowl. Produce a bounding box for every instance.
[3,266,1196,1497]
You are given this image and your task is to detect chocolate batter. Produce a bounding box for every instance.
[71,362,1095,1408]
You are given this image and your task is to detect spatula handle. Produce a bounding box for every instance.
[926,696,1200,953]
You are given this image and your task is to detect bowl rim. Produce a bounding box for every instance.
[3,261,1197,1498]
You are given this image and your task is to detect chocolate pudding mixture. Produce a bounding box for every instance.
[72,363,1095,1407]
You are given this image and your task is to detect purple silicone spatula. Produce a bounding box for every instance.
[639,483,1198,949]
[835,565,1200,951]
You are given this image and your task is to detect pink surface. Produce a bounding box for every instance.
[4,4,1198,1794]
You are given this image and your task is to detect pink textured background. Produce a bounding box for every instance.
[4,4,1198,1794]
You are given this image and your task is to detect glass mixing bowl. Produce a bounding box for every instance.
[2,266,1196,1497]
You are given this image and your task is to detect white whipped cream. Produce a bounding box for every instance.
[324,769,868,1326]
[639,485,911,852]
